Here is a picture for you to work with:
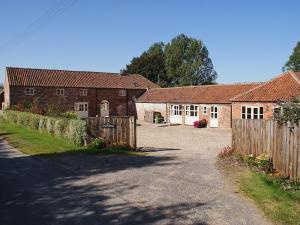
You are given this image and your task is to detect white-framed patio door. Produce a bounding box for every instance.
[185,104,199,125]
[75,102,89,118]
[210,106,218,127]
[170,104,183,124]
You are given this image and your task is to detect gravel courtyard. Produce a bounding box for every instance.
[0,125,272,225]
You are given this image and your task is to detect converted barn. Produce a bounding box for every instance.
[136,83,260,128]
[231,71,300,120]
[2,67,158,117]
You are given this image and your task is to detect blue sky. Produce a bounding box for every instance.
[0,0,299,84]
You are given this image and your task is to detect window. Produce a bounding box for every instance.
[211,106,218,119]
[241,106,263,119]
[75,103,88,111]
[203,106,208,115]
[79,89,87,96]
[119,90,126,96]
[170,105,183,116]
[56,89,64,96]
[185,105,198,117]
[25,88,34,95]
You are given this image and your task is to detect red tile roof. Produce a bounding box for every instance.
[231,71,300,102]
[6,67,159,89]
[137,83,261,104]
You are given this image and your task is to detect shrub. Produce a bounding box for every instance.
[0,110,86,145]
[61,111,80,120]
[194,119,207,128]
[199,119,207,128]
[90,137,105,149]
[218,146,234,158]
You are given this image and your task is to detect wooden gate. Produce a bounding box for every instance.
[86,116,136,148]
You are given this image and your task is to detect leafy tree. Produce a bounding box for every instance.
[284,41,300,72]
[122,43,168,86]
[122,34,217,87]
[165,34,217,86]
[274,98,300,125]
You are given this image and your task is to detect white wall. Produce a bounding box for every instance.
[136,102,167,122]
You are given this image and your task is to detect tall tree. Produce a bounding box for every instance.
[122,43,168,86]
[165,34,217,86]
[284,41,300,72]
[122,34,217,87]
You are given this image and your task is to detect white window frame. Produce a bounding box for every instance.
[203,106,208,115]
[241,106,264,119]
[170,104,183,116]
[56,89,65,96]
[210,106,218,119]
[185,105,198,117]
[79,89,88,96]
[25,87,34,96]
[119,90,127,96]
[75,102,88,112]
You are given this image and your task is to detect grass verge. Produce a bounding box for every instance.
[0,121,140,156]
[239,171,300,225]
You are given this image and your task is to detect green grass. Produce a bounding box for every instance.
[0,121,140,156]
[239,171,300,225]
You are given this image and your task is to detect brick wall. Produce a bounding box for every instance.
[232,102,276,120]
[8,86,145,117]
[159,103,232,128]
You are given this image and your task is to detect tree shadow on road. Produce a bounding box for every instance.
[0,139,208,225]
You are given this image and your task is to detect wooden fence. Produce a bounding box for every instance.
[232,119,300,181]
[86,116,136,149]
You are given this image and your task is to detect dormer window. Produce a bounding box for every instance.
[25,88,34,95]
[119,90,126,96]
[56,89,64,96]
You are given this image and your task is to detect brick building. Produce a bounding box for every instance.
[136,83,260,128]
[2,67,159,117]
[0,89,3,110]
[231,71,300,120]
[136,71,300,128]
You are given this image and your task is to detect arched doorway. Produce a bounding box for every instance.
[100,100,109,117]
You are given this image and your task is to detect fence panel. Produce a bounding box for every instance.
[232,119,300,181]
[86,116,136,149]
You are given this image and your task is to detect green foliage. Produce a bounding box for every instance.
[240,172,300,225]
[0,110,86,145]
[61,111,80,119]
[90,137,105,149]
[165,34,217,86]
[123,34,217,87]
[274,98,300,125]
[284,41,300,72]
[123,43,168,86]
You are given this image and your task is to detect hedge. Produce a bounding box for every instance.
[0,110,86,145]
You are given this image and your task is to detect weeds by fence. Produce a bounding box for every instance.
[232,119,300,181]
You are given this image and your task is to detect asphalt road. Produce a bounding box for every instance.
[0,125,272,225]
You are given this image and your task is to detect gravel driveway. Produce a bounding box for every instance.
[0,125,272,225]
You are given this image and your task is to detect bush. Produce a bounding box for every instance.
[90,137,105,149]
[199,119,207,128]
[194,119,207,128]
[218,146,234,158]
[0,110,86,145]
[61,111,80,120]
